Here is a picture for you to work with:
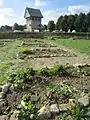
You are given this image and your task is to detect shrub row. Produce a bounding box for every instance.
[44,32,90,39]
[0,32,44,39]
[0,32,90,39]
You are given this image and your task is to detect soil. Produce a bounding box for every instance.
[1,75,90,117]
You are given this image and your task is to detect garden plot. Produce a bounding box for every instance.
[0,38,90,83]
[19,47,76,59]
[19,39,76,59]
[0,65,90,120]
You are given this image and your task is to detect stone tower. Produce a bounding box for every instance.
[24,7,43,32]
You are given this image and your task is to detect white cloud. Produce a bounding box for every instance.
[42,4,90,25]
[42,10,60,24]
[0,8,14,26]
[35,0,47,7]
[68,5,90,14]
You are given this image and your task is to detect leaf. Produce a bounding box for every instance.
[27,101,33,111]
[14,110,21,114]
[21,100,27,110]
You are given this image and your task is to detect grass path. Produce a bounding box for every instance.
[44,38,90,63]
[52,38,90,55]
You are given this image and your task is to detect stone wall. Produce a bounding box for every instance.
[26,17,41,32]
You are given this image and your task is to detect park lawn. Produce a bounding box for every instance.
[53,38,90,55]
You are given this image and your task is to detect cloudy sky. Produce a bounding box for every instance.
[0,0,90,26]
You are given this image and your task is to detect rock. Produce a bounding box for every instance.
[0,101,6,114]
[19,56,25,59]
[0,99,4,102]
[68,99,76,109]
[50,104,59,114]
[30,95,39,102]
[59,104,70,112]
[0,92,6,99]
[38,106,51,120]
[0,115,8,120]
[21,42,25,46]
[67,115,73,120]
[0,101,5,107]
[10,114,18,120]
[30,114,34,119]
[86,107,90,117]
[50,37,55,40]
[2,83,11,93]
[78,95,90,106]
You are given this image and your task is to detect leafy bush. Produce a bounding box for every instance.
[14,94,38,120]
[47,84,76,99]
[21,48,34,54]
[11,67,36,89]
[49,65,68,76]
[37,65,69,76]
[37,67,49,76]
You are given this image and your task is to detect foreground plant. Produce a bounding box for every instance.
[14,94,38,120]
[71,104,88,120]
[11,67,35,89]
[47,83,77,102]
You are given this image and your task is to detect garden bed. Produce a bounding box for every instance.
[0,65,90,120]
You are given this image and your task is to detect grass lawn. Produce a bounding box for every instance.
[52,38,90,55]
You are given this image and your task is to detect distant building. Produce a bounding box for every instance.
[24,7,43,32]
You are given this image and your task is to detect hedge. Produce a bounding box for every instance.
[0,32,44,39]
[44,32,90,39]
[0,31,90,39]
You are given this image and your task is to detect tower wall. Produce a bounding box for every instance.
[26,17,41,32]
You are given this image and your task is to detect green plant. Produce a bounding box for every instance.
[71,104,87,120]
[11,67,36,89]
[57,113,66,120]
[11,78,24,89]
[49,65,68,76]
[37,67,49,76]
[37,65,69,76]
[14,94,38,120]
[48,84,76,99]
[21,47,34,54]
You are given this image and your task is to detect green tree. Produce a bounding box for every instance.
[60,15,68,32]
[19,25,25,31]
[44,24,47,30]
[87,12,90,32]
[13,23,25,31]
[74,13,87,32]
[67,15,75,32]
[47,20,55,32]
[56,16,63,30]
[13,23,20,30]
